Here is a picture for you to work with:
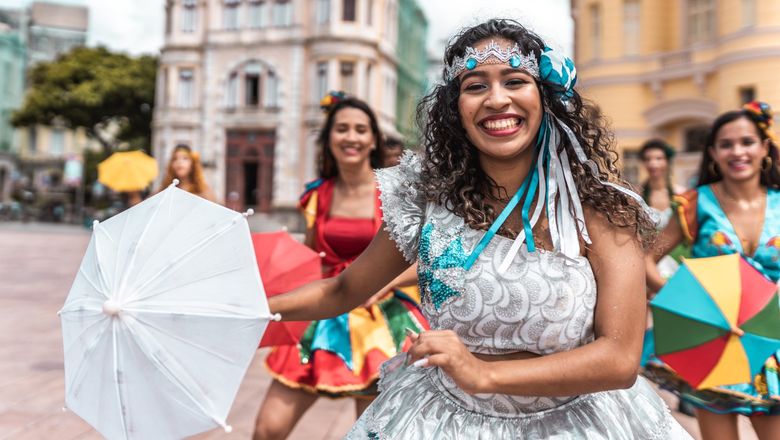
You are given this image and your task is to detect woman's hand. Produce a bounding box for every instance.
[407,330,489,395]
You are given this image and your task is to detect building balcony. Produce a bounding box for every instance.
[152,107,201,127]
[220,105,283,128]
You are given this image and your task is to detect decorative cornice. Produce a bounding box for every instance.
[578,46,780,88]
[643,98,717,128]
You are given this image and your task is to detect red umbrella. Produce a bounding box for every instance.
[252,230,321,346]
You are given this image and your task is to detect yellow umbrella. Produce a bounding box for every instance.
[98,150,158,192]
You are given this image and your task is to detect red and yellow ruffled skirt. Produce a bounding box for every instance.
[265,288,427,397]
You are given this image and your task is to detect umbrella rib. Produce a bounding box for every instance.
[124,195,203,294]
[121,316,225,427]
[123,306,265,321]
[126,216,243,302]
[128,313,238,364]
[77,266,109,300]
[60,296,103,314]
[111,211,129,293]
[115,188,172,301]
[61,312,107,356]
[65,318,111,401]
[112,320,130,440]
[124,265,244,305]
[92,226,113,295]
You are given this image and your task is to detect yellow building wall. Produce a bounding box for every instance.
[575,0,780,184]
[582,83,648,128]
[575,0,780,152]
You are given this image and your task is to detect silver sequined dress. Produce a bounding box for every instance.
[345,152,690,439]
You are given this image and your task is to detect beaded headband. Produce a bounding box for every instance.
[445,40,539,82]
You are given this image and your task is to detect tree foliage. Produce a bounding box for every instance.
[12,46,157,153]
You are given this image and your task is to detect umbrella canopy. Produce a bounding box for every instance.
[651,253,780,389]
[59,183,277,440]
[98,150,158,192]
[252,231,321,347]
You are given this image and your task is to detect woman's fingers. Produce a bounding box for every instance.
[406,330,460,364]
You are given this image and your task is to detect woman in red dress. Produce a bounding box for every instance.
[252,94,425,440]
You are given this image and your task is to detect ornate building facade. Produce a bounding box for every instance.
[574,0,780,185]
[153,0,421,213]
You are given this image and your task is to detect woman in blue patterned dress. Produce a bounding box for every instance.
[645,101,780,439]
[267,19,689,438]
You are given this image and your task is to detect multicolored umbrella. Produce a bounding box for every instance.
[252,230,321,347]
[651,253,780,389]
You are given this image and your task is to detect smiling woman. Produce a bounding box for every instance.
[252,93,426,440]
[262,19,692,439]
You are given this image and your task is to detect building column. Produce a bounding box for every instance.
[355,58,367,101]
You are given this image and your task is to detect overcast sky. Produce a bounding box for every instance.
[0,0,573,57]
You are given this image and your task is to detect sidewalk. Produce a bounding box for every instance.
[0,223,755,439]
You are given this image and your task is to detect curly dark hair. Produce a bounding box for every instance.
[416,18,656,249]
[317,97,384,179]
[696,108,780,188]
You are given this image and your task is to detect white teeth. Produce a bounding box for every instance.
[483,118,520,131]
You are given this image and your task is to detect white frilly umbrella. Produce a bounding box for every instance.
[59,181,278,440]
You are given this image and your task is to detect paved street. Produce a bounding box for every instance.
[0,223,757,439]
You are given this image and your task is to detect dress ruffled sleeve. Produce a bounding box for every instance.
[375,151,426,263]
[299,178,325,230]
[672,189,698,245]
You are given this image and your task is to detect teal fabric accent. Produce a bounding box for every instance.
[419,223,467,309]
[463,116,549,269]
[539,47,577,100]
[463,164,535,270]
[651,265,730,331]
[520,164,539,253]
[299,178,325,198]
[740,333,780,378]
[307,313,353,370]
[692,185,780,282]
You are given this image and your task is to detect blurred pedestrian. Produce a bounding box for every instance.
[252,92,425,440]
[266,19,688,439]
[641,139,690,281]
[380,136,404,168]
[638,139,695,416]
[645,101,780,439]
[159,145,215,201]
[640,139,686,230]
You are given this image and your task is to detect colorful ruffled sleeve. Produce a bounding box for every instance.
[299,178,325,230]
[672,189,699,245]
[375,151,426,263]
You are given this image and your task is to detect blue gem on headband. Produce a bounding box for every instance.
[445,40,539,81]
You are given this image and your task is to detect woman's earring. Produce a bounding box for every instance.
[762,155,773,172]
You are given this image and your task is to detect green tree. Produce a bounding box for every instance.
[12,46,157,154]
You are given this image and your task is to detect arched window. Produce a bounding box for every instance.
[272,0,292,26]
[245,62,262,106]
[315,0,330,24]
[224,0,241,30]
[249,0,267,28]
[181,0,197,33]
[342,0,356,22]
[225,60,280,109]
[265,71,279,108]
